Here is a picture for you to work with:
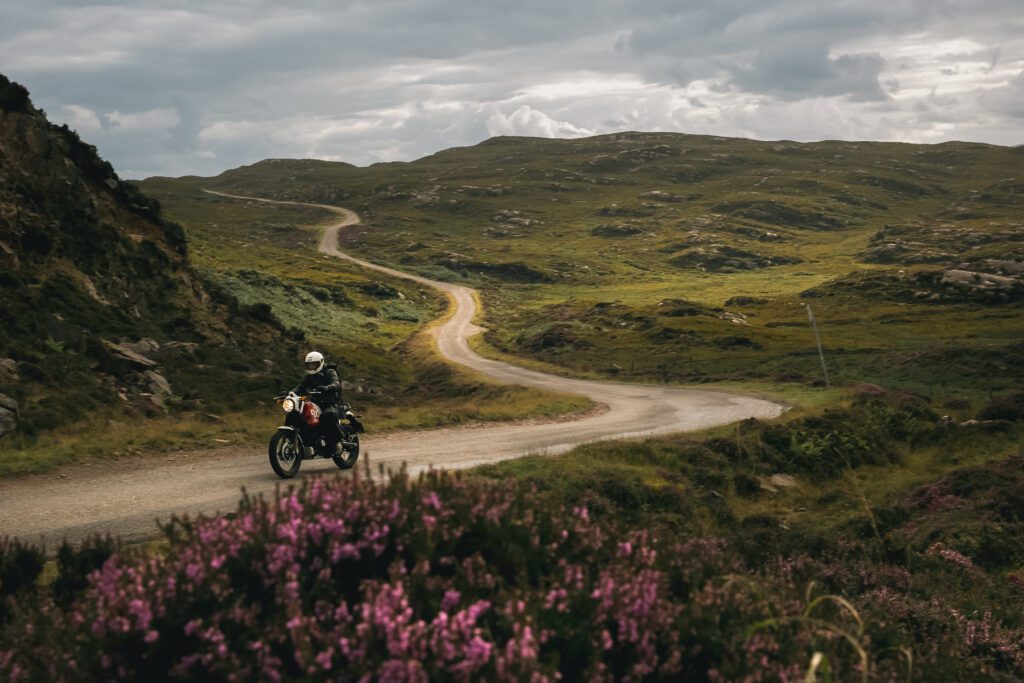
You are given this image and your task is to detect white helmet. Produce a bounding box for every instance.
[304,351,324,375]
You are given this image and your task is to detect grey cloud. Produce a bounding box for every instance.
[2,0,1022,177]
[625,1,886,58]
[983,70,1024,119]
[731,42,888,101]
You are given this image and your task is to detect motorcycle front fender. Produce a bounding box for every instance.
[275,426,303,444]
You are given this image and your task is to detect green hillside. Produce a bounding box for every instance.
[142,133,1024,404]
[0,75,313,452]
[0,76,587,474]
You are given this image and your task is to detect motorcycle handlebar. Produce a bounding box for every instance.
[274,391,325,402]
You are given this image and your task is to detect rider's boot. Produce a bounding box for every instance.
[332,416,346,456]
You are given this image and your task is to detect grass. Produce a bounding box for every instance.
[138,180,445,346]
[137,133,1023,407]
[468,392,1024,670]
[726,425,1024,542]
[474,388,1022,526]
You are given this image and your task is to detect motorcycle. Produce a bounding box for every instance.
[269,389,364,479]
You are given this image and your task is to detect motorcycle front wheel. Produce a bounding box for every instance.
[269,430,303,478]
[332,433,360,470]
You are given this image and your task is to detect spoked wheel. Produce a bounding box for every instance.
[332,432,360,470]
[269,431,303,479]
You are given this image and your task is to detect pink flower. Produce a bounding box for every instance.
[926,542,976,571]
[423,491,442,511]
[465,636,493,666]
[441,589,461,613]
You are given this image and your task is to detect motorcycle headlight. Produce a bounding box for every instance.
[282,398,295,412]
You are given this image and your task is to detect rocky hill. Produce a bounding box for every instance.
[0,75,300,439]
[144,132,1023,397]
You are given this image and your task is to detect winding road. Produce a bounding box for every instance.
[0,192,784,548]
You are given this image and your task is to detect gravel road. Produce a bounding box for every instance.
[0,193,784,548]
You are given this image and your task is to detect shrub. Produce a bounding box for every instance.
[0,538,43,601]
[51,534,119,607]
[0,75,31,113]
[0,471,932,681]
[977,392,1024,422]
[5,460,1024,680]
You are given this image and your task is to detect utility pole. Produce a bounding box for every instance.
[805,303,830,388]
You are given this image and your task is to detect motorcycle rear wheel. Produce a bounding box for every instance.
[332,433,360,470]
[269,431,303,478]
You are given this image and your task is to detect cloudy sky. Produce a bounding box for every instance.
[2,0,1021,178]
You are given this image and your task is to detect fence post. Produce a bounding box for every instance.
[805,303,830,388]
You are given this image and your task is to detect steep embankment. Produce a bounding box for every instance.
[0,74,301,441]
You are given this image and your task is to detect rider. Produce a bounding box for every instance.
[292,351,344,449]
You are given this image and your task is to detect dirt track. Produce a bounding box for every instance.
[0,193,784,548]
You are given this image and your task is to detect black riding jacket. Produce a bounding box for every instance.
[292,366,342,414]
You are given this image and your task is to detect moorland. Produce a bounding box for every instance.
[3,71,1024,680]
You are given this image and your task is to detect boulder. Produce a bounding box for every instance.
[758,473,800,493]
[132,393,167,415]
[0,393,18,438]
[143,370,173,396]
[940,269,1024,301]
[99,340,158,375]
[120,337,161,356]
[590,223,644,238]
[719,312,749,325]
[161,341,199,358]
[941,269,1016,290]
[725,296,769,307]
[0,358,18,381]
[639,190,685,203]
[981,259,1024,276]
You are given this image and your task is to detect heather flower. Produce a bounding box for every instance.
[2,468,1023,681]
[926,542,976,571]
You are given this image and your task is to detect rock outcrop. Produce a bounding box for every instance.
[936,269,1024,302]
[802,267,1024,304]
[590,223,645,237]
[0,393,17,438]
[668,245,802,272]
